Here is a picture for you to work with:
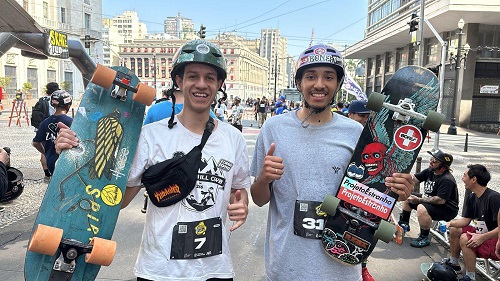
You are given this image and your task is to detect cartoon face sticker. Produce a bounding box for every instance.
[361,142,387,176]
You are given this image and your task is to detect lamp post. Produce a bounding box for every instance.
[273,55,278,102]
[447,18,470,135]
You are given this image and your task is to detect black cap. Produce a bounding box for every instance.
[427,149,453,166]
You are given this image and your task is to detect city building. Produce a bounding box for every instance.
[0,0,103,101]
[118,35,269,101]
[345,0,500,133]
[164,12,196,40]
[259,29,292,101]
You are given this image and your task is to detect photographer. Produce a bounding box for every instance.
[0,147,10,206]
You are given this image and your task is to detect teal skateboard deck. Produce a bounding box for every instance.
[25,65,155,280]
[321,66,445,265]
[421,262,432,280]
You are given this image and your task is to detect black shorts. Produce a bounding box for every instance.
[408,201,458,221]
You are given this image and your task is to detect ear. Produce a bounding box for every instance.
[175,75,183,90]
[296,80,302,92]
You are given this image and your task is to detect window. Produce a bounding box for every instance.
[27,68,38,97]
[64,72,73,95]
[84,13,91,29]
[396,47,407,70]
[61,8,66,23]
[47,70,57,83]
[385,52,394,73]
[4,66,17,99]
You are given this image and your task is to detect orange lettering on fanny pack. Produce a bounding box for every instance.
[154,184,181,202]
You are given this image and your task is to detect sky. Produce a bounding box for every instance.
[102,0,368,57]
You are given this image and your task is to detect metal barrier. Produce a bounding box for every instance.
[429,222,500,281]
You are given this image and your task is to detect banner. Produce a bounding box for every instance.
[342,72,367,101]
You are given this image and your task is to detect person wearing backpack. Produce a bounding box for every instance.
[32,90,73,180]
[31,82,58,180]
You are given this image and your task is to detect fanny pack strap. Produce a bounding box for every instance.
[199,117,215,149]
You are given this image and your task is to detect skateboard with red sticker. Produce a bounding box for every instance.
[320,65,444,265]
[25,65,155,280]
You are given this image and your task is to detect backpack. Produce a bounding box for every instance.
[31,97,50,129]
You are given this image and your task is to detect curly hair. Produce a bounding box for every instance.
[45,82,60,95]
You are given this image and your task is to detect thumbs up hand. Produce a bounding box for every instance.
[259,143,284,184]
[227,189,249,231]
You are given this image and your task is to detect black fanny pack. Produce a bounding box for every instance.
[141,118,215,207]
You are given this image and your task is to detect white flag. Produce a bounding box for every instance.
[342,72,367,101]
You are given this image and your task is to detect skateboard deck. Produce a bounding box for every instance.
[25,65,155,281]
[321,65,444,265]
[421,262,432,281]
[420,262,458,281]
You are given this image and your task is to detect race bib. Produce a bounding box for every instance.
[471,220,488,234]
[294,200,326,239]
[170,217,223,259]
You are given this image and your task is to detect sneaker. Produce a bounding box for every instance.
[44,176,51,183]
[458,275,473,281]
[362,266,375,281]
[398,220,410,232]
[0,206,4,212]
[410,234,430,248]
[442,257,462,273]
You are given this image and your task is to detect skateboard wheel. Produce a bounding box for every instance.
[91,64,117,89]
[374,220,396,243]
[133,83,156,106]
[366,92,385,112]
[85,237,116,266]
[28,224,63,256]
[422,110,445,132]
[320,194,340,216]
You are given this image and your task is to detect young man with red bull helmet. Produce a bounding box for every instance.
[250,44,414,281]
[55,40,250,281]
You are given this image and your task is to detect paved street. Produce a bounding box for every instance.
[0,108,499,280]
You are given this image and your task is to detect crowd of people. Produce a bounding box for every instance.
[1,39,496,281]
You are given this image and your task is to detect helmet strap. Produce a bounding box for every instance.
[167,87,177,129]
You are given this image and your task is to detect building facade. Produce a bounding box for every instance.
[118,35,269,101]
[0,0,103,101]
[259,29,291,101]
[346,0,500,133]
[164,13,195,40]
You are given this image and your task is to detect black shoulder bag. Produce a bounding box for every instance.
[141,118,215,207]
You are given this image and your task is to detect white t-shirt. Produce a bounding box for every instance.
[128,116,251,281]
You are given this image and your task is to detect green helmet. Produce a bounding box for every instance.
[170,39,227,87]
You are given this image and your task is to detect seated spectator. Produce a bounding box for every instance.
[443,164,500,281]
[398,149,459,248]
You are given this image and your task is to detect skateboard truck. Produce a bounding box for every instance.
[392,98,418,123]
[53,238,92,274]
[111,71,138,102]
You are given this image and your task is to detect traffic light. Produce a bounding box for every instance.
[408,13,419,33]
[84,35,91,48]
[199,25,206,39]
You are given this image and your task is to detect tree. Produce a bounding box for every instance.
[23,81,33,99]
[60,81,71,91]
[0,76,11,89]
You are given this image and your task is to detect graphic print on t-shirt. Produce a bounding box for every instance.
[184,155,233,212]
